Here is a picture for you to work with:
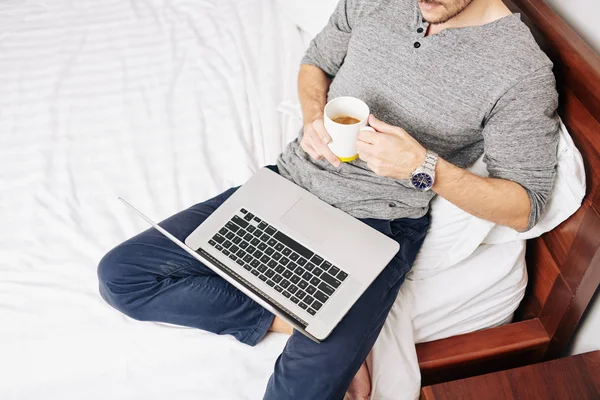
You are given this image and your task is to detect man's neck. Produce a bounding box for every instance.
[427,0,512,36]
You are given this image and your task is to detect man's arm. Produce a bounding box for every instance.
[357,68,559,233]
[297,65,341,167]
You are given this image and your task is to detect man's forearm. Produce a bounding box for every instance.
[298,64,331,124]
[432,157,531,232]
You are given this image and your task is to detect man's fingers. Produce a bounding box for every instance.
[357,128,380,145]
[368,114,404,136]
[313,119,332,144]
[313,138,341,167]
[301,140,322,160]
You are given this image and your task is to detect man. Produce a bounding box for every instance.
[98,0,559,398]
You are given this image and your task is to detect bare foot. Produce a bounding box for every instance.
[268,316,293,335]
[345,362,371,400]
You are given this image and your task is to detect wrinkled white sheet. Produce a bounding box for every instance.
[0,1,526,399]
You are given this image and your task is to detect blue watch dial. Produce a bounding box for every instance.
[411,172,433,190]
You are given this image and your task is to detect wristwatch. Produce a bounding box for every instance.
[409,150,438,192]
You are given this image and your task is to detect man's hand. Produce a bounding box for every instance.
[300,117,342,168]
[357,115,426,179]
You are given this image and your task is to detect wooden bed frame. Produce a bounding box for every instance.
[416,0,600,386]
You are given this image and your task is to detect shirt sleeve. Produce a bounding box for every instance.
[301,0,354,77]
[482,66,560,231]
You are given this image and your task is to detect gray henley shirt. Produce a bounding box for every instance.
[277,0,560,231]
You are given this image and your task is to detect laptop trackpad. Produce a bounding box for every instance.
[281,197,335,244]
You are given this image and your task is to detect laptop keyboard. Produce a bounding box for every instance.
[208,208,349,316]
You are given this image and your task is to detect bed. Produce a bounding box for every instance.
[0,0,597,399]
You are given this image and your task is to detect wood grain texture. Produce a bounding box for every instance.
[417,320,549,385]
[420,351,600,400]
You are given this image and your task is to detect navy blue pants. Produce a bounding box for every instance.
[98,168,429,399]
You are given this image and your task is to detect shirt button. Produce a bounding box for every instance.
[389,203,397,208]
[417,27,424,33]
[414,42,421,48]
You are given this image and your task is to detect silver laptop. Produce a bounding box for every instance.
[121,167,399,342]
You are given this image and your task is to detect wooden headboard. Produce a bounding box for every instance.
[505,0,600,357]
[416,0,600,385]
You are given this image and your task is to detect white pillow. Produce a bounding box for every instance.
[275,0,339,38]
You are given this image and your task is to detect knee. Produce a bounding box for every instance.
[97,246,141,318]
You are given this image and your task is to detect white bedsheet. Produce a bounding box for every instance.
[0,1,526,399]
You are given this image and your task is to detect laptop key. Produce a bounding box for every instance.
[313,267,323,277]
[281,280,290,289]
[302,272,313,281]
[299,302,308,310]
[310,277,320,286]
[290,296,299,304]
[321,273,341,289]
[251,259,260,267]
[266,280,275,287]
[267,238,277,247]
[236,259,245,266]
[253,230,262,237]
[251,238,260,246]
[223,249,230,256]
[261,234,270,241]
[329,265,341,276]
[244,233,253,241]
[294,267,305,276]
[229,254,237,261]
[258,242,267,251]
[226,221,240,232]
[275,243,284,252]
[208,240,216,247]
[307,308,317,316]
[289,253,299,261]
[297,258,307,266]
[296,291,306,300]
[280,257,290,266]
[306,286,316,295]
[236,250,246,258]
[253,216,261,223]
[239,241,249,249]
[223,240,232,249]
[282,248,292,256]
[273,275,282,283]
[232,237,241,244]
[310,255,324,266]
[298,280,308,289]
[314,291,329,303]
[247,225,256,233]
[305,262,316,271]
[252,250,261,258]
[247,246,256,254]
[241,208,248,214]
[318,282,335,296]
[268,260,278,268]
[282,270,292,279]
[243,255,253,263]
[265,226,277,236]
[274,285,283,293]
[288,285,298,294]
[251,269,260,276]
[321,261,332,271]
[226,231,235,240]
[244,212,254,222]
[232,216,249,228]
[258,222,268,230]
[337,271,348,281]
[290,275,300,284]
[265,270,275,278]
[261,255,270,264]
[312,301,323,311]
[265,247,275,256]
[215,244,223,251]
[259,275,268,282]
[258,264,267,273]
[272,252,282,261]
[282,291,291,298]
[230,245,239,254]
[275,265,285,273]
[219,227,228,235]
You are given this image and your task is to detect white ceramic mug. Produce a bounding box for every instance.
[324,97,375,162]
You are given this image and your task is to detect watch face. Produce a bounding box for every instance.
[411,172,433,190]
